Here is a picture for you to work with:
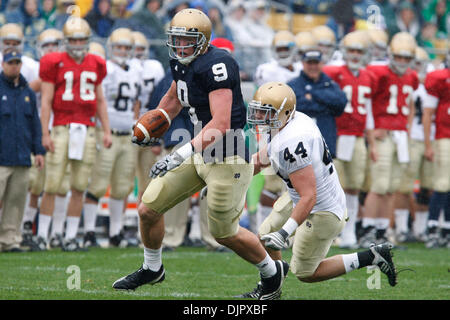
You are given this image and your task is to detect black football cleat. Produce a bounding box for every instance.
[112,264,165,291]
[234,281,262,299]
[370,243,397,286]
[259,260,289,300]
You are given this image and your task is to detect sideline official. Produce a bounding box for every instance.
[0,49,45,252]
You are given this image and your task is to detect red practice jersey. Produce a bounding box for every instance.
[425,68,450,139]
[323,65,373,136]
[367,64,418,131]
[39,52,107,127]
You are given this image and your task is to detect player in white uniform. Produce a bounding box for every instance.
[131,31,165,203]
[254,30,302,87]
[252,30,302,234]
[239,82,397,298]
[82,28,143,248]
[393,47,436,243]
[20,29,73,250]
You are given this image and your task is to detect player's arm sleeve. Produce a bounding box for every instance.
[96,58,107,85]
[365,98,375,130]
[38,55,57,83]
[199,56,238,93]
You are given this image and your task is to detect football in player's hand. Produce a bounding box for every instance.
[133,109,171,142]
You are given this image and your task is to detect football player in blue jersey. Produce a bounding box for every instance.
[112,9,288,300]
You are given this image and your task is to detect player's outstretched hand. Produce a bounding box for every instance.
[131,134,161,147]
[261,230,290,251]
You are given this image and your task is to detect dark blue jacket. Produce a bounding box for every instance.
[148,69,194,149]
[0,72,45,167]
[288,71,347,158]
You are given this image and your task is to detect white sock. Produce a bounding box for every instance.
[341,194,358,244]
[342,253,359,273]
[362,217,376,228]
[188,206,201,240]
[109,198,124,237]
[413,211,428,237]
[22,205,38,227]
[376,218,390,230]
[394,209,409,234]
[37,214,52,240]
[51,196,67,236]
[65,216,80,240]
[255,253,277,278]
[83,203,98,232]
[143,247,162,272]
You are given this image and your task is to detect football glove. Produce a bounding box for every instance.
[260,229,290,250]
[150,143,194,178]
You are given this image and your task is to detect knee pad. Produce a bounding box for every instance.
[206,181,233,215]
[416,188,431,206]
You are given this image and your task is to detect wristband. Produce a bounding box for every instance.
[281,218,299,238]
[176,142,194,160]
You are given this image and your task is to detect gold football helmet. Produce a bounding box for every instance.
[89,42,106,59]
[132,31,149,60]
[166,8,212,65]
[37,29,63,58]
[294,32,316,53]
[389,32,416,74]
[367,29,388,61]
[247,82,296,133]
[0,23,24,52]
[63,17,91,58]
[341,30,370,70]
[311,25,336,62]
[272,30,296,67]
[414,47,430,81]
[107,28,134,65]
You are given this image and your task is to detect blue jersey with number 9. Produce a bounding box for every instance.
[170,46,246,130]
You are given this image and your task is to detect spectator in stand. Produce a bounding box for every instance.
[6,0,47,37]
[161,0,190,29]
[54,0,75,30]
[114,0,168,68]
[39,0,57,27]
[387,2,421,39]
[85,0,115,38]
[110,0,131,19]
[423,0,449,37]
[237,0,274,80]
[208,4,233,41]
[418,22,438,60]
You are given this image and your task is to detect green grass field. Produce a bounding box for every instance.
[0,243,448,300]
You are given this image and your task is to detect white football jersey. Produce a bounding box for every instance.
[267,112,346,220]
[411,83,436,141]
[0,52,39,83]
[135,58,165,117]
[254,59,302,87]
[102,59,143,131]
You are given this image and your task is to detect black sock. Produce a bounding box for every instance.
[357,250,375,269]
